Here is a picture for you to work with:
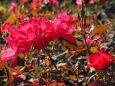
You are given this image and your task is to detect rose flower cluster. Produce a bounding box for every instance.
[1,12,76,67]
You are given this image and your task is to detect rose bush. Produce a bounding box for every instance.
[0,0,114,85]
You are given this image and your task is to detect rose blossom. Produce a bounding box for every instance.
[10,2,17,12]
[53,12,76,45]
[76,0,82,7]
[32,0,40,10]
[89,0,94,4]
[49,0,58,5]
[87,46,112,70]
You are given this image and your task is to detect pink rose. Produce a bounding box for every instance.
[32,0,39,10]
[5,21,35,52]
[10,2,17,12]
[89,0,94,4]
[29,17,55,49]
[76,0,82,7]
[54,12,76,45]
[1,48,16,62]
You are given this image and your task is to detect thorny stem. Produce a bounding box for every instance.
[45,48,65,83]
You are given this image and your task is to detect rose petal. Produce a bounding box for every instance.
[1,48,16,62]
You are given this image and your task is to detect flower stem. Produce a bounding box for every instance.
[45,48,65,82]
[81,4,90,54]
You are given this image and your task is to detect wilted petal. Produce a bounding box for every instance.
[62,34,76,45]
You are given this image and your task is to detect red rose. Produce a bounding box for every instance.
[54,12,77,45]
[87,47,112,70]
[49,0,58,5]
